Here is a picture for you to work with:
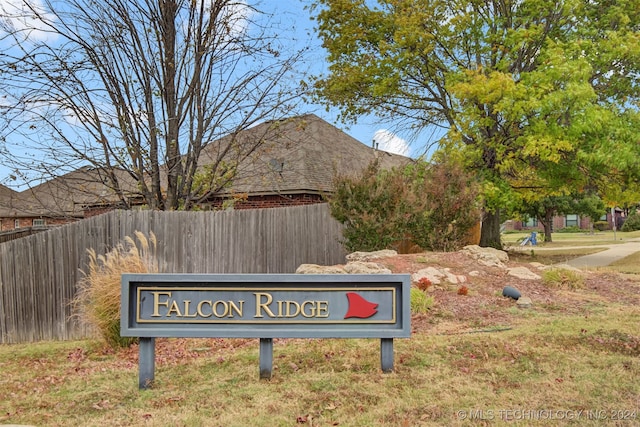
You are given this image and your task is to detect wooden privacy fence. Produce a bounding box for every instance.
[0,204,347,344]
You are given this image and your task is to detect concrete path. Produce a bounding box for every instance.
[511,238,640,268]
[565,239,640,268]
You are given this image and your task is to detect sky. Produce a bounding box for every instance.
[281,1,432,158]
[0,0,441,190]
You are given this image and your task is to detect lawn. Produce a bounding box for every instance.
[2,309,638,426]
[2,234,639,426]
[502,230,640,248]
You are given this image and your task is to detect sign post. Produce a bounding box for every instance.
[121,273,411,389]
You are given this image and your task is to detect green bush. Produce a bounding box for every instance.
[75,232,159,349]
[594,221,610,231]
[556,225,581,233]
[410,288,434,314]
[329,158,481,252]
[621,212,640,232]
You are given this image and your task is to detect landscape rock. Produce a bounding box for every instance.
[295,264,346,274]
[296,261,392,275]
[443,268,467,284]
[343,261,392,274]
[412,267,466,285]
[412,267,445,285]
[516,296,533,308]
[346,250,398,262]
[529,262,546,270]
[461,245,509,268]
[507,266,541,280]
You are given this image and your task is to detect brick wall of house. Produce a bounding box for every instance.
[505,214,596,232]
[84,206,116,218]
[0,216,76,231]
[208,194,326,210]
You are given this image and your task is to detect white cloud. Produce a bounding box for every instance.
[373,129,410,156]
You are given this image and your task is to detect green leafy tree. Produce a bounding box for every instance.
[311,0,640,248]
[621,210,640,232]
[513,193,605,242]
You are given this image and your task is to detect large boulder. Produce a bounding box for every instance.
[461,245,509,268]
[343,262,392,274]
[295,261,391,275]
[346,249,398,262]
[295,264,347,274]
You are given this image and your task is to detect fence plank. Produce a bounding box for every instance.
[0,205,347,343]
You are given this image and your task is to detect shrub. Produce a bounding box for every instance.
[410,288,434,314]
[416,277,432,291]
[329,158,481,252]
[556,226,581,233]
[457,285,469,296]
[621,212,640,232]
[594,221,610,231]
[329,161,407,251]
[542,268,584,290]
[75,231,159,349]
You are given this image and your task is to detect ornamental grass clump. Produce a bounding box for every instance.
[542,267,584,290]
[75,231,159,349]
[410,288,434,314]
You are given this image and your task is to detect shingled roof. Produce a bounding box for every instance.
[3,167,138,218]
[0,184,27,218]
[199,114,411,198]
[1,115,412,219]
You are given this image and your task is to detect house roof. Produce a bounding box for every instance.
[1,167,137,218]
[0,184,15,199]
[199,114,411,198]
[0,184,28,218]
[1,114,412,217]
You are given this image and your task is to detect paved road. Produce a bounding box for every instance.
[511,238,640,268]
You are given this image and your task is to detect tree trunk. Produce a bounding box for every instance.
[542,208,554,242]
[479,209,502,249]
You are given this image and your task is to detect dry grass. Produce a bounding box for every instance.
[74,232,158,348]
[605,251,640,274]
[410,288,434,314]
[1,305,638,426]
[3,236,640,426]
[541,268,585,290]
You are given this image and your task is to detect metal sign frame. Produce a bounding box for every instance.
[121,273,411,388]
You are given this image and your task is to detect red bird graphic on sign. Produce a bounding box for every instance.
[344,292,378,319]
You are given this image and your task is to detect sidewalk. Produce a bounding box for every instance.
[511,238,640,268]
[566,239,640,268]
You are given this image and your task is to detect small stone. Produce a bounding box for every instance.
[516,296,533,308]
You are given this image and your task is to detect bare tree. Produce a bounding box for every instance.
[0,0,307,210]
